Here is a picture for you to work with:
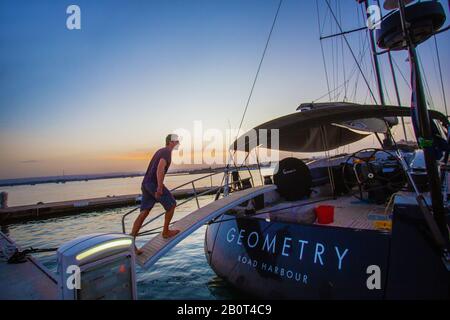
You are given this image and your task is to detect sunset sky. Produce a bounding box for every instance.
[1,0,449,179]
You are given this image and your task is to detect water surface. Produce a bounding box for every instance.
[3,194,246,299]
[1,171,267,299]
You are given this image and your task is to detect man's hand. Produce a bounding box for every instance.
[155,185,163,199]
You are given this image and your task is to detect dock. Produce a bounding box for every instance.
[0,231,58,300]
[0,186,220,224]
[137,185,276,268]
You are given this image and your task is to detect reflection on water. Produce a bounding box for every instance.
[4,195,245,300]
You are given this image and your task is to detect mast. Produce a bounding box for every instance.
[362,0,386,106]
[360,0,397,147]
[396,0,448,240]
[387,52,408,141]
[375,0,408,141]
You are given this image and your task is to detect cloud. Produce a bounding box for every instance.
[20,160,40,164]
[101,150,152,161]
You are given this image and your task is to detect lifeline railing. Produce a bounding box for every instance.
[121,168,256,237]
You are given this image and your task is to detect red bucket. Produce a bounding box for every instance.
[315,205,334,224]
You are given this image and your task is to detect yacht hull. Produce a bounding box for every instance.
[204,200,449,299]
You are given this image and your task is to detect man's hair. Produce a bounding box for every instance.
[165,134,172,146]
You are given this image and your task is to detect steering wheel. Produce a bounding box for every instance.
[342,148,407,203]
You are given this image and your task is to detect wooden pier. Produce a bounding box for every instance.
[0,186,219,224]
[0,232,58,300]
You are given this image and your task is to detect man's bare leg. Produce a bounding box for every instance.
[130,209,150,255]
[162,205,180,238]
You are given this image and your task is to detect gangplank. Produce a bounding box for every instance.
[136,185,276,268]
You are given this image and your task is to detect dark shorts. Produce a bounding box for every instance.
[140,182,176,211]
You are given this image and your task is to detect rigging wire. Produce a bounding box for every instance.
[321,4,330,32]
[352,6,370,102]
[312,80,349,102]
[391,54,411,89]
[354,4,365,102]
[353,35,370,102]
[433,35,449,117]
[388,51,409,140]
[366,29,382,102]
[316,0,372,104]
[231,0,283,172]
[358,4,373,103]
[416,50,436,109]
[428,38,440,95]
[316,0,332,101]
[363,67,375,105]
[375,0,407,140]
[375,0,397,112]
[381,63,393,105]
[338,1,348,101]
[234,0,283,145]
[323,0,379,104]
[312,19,370,104]
[232,0,283,170]
[333,0,339,101]
[330,1,337,100]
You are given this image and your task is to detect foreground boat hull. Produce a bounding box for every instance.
[204,197,449,299]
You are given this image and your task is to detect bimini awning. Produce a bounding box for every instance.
[232,102,448,153]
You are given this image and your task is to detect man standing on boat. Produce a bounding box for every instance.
[131,134,181,254]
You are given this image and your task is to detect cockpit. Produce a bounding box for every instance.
[228,103,449,233]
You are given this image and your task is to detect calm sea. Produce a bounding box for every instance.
[1,171,265,299]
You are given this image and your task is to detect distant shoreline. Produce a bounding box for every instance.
[0,165,266,187]
[0,172,145,187]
